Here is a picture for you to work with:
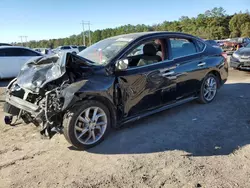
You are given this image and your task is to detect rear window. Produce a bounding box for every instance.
[21,49,41,56]
[61,46,71,50]
[0,48,41,56]
[0,48,24,56]
[197,41,206,51]
[169,38,197,58]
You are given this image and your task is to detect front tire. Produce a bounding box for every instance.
[63,100,111,149]
[197,74,218,104]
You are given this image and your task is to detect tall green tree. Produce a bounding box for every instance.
[241,22,250,37]
[229,13,250,37]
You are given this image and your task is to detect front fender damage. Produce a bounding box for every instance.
[5,79,87,138]
[4,53,92,138]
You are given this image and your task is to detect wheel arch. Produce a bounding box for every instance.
[207,70,222,88]
[81,95,118,129]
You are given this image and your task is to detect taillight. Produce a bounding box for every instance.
[222,52,227,60]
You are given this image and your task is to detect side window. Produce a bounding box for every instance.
[169,38,197,59]
[0,48,23,56]
[196,40,206,52]
[127,44,144,57]
[20,49,41,56]
[125,39,163,68]
[62,46,71,50]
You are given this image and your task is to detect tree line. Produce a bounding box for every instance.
[14,7,250,49]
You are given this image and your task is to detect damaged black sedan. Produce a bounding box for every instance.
[4,32,228,149]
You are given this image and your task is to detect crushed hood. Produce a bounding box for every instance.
[16,53,67,92]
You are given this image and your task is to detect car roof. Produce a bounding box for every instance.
[0,43,12,46]
[0,46,43,55]
[0,46,31,49]
[106,31,200,41]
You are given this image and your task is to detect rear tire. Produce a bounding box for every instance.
[63,100,111,149]
[197,74,218,104]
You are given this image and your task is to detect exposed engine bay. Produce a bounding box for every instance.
[4,53,93,137]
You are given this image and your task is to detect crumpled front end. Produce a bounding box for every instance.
[4,53,90,137]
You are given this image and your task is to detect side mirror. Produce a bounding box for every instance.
[115,59,129,71]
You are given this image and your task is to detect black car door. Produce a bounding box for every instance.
[167,37,207,100]
[116,61,178,118]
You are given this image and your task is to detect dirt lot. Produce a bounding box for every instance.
[1,69,250,188]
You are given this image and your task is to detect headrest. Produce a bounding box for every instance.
[143,43,157,56]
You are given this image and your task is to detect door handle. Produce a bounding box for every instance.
[198,62,206,67]
[161,71,175,76]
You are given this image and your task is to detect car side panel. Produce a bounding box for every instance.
[77,70,115,105]
[115,61,179,118]
[173,54,208,99]
[116,68,162,117]
[200,45,228,85]
[0,57,19,78]
[202,55,228,84]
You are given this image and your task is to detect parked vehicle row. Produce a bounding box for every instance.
[52,45,79,54]
[3,31,228,149]
[0,44,88,79]
[52,45,87,54]
[0,46,42,79]
[220,37,250,54]
[230,43,250,70]
[33,48,53,55]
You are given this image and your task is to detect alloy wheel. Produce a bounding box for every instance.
[74,107,107,145]
[203,76,217,101]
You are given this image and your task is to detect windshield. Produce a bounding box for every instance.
[246,43,250,48]
[78,37,134,65]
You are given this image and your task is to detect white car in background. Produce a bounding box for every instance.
[33,48,53,55]
[0,46,42,79]
[53,45,79,54]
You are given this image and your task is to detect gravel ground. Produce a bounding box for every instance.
[1,69,250,188]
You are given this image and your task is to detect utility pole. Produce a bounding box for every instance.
[88,21,91,45]
[81,21,85,46]
[19,36,23,46]
[19,36,28,46]
[81,21,91,46]
[24,36,28,46]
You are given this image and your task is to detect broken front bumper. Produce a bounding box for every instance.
[4,94,40,115]
[4,79,43,117]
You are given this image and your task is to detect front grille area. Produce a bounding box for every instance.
[10,85,25,99]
